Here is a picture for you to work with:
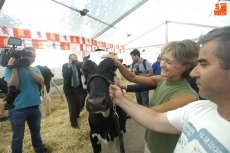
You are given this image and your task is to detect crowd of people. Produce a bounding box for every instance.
[105,39,201,153]
[102,25,230,152]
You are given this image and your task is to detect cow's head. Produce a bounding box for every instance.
[82,51,117,115]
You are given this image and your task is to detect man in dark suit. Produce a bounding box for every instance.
[62,54,83,129]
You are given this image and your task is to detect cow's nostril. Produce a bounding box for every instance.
[86,98,93,111]
[101,98,106,106]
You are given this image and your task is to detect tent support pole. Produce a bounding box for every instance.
[165,21,168,43]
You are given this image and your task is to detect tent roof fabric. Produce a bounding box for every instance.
[0,0,229,49]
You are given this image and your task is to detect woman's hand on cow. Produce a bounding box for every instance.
[101,54,121,66]
[109,84,125,105]
[101,54,115,59]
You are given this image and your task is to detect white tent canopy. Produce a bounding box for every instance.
[0,0,229,72]
[1,0,229,49]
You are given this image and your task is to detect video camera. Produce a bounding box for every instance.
[1,37,32,68]
[0,86,21,110]
[134,65,141,75]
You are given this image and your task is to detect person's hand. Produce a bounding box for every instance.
[113,76,119,86]
[101,54,121,66]
[68,60,73,67]
[25,66,31,71]
[119,84,127,90]
[0,99,7,104]
[109,84,125,106]
[101,54,115,60]
[7,57,15,66]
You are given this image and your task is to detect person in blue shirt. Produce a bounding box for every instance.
[4,47,49,153]
[151,56,162,75]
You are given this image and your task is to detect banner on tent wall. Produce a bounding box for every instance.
[0,26,124,53]
[0,36,9,48]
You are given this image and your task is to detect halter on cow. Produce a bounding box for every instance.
[82,50,127,153]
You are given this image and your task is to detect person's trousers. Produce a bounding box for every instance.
[8,105,44,153]
[135,91,149,107]
[65,86,82,126]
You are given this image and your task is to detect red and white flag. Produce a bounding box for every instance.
[30,30,47,40]
[59,34,71,43]
[0,26,14,36]
[43,41,61,50]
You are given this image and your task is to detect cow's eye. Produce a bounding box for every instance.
[83,70,89,74]
[106,68,114,73]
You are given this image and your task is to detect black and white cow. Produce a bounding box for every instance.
[36,65,54,94]
[82,51,127,153]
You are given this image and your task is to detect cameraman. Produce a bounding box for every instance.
[4,47,48,153]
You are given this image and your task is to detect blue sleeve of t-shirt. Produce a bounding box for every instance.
[152,63,156,70]
[4,67,42,83]
[4,68,12,82]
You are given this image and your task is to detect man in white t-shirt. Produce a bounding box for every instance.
[105,25,230,152]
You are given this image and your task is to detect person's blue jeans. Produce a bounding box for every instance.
[8,105,44,153]
[135,91,149,107]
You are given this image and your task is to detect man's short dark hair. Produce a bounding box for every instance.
[198,26,230,70]
[69,54,76,60]
[130,49,140,57]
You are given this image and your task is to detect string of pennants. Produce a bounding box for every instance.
[0,26,125,53]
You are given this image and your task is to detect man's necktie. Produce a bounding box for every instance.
[72,67,78,88]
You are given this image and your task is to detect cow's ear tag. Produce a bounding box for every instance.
[89,51,109,65]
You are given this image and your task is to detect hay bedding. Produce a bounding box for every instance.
[0,78,136,153]
[0,92,91,153]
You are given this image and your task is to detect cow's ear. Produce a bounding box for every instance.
[117,58,123,63]
[113,65,118,71]
[83,71,89,78]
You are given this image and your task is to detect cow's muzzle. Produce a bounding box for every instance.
[86,94,112,112]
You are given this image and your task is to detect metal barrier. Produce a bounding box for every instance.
[51,78,64,102]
